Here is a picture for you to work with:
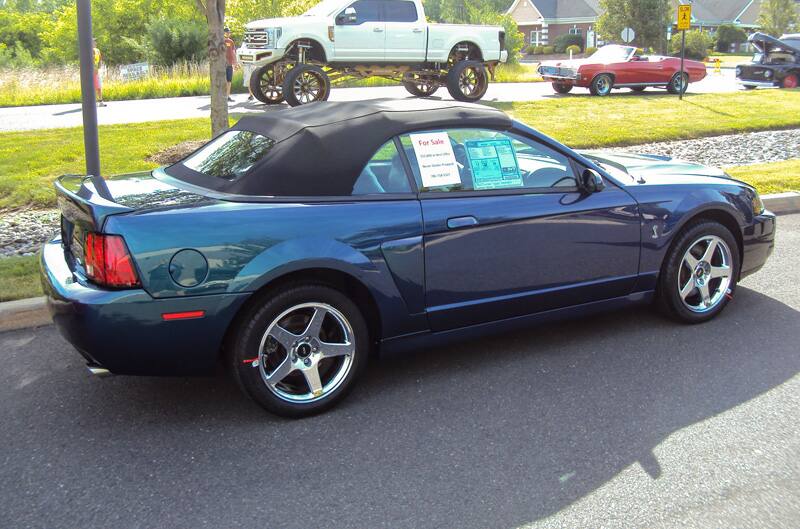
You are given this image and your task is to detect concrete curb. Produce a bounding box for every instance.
[1,192,798,333]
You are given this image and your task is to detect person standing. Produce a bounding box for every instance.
[93,38,106,107]
[224,27,237,103]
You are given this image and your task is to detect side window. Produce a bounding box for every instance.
[344,0,382,24]
[384,0,418,22]
[352,140,412,195]
[399,129,577,193]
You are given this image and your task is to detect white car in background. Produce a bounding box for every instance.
[237,0,508,106]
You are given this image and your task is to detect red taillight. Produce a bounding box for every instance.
[84,233,141,288]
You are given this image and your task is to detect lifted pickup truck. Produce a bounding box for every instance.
[238,0,508,106]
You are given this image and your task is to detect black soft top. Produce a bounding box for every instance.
[167,99,512,197]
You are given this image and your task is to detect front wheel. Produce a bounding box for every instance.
[446,60,489,102]
[249,64,285,104]
[282,64,331,107]
[230,284,369,417]
[782,73,798,89]
[403,79,439,97]
[657,220,740,324]
[667,72,688,94]
[589,73,613,96]
[552,82,573,94]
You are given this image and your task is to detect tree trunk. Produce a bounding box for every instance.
[196,0,228,136]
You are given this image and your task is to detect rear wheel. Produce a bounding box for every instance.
[782,73,798,89]
[249,64,285,104]
[403,79,439,97]
[446,60,489,102]
[657,220,739,324]
[282,64,331,107]
[230,284,369,417]
[589,73,613,96]
[552,82,573,94]
[667,72,688,94]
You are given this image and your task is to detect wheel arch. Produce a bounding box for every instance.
[591,71,616,85]
[447,40,485,62]
[221,267,384,360]
[285,37,329,63]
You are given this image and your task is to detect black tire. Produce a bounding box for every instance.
[446,60,489,102]
[552,82,573,94]
[403,80,439,97]
[589,73,613,96]
[249,64,285,104]
[282,64,331,107]
[230,284,369,417]
[667,72,688,94]
[630,86,646,93]
[743,85,757,90]
[657,220,740,324]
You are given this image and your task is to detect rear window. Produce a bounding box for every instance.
[183,130,275,180]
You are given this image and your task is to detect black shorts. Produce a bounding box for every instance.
[226,65,233,82]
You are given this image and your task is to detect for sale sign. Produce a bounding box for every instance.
[409,132,461,189]
[120,62,150,82]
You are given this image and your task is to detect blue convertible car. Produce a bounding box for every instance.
[41,100,775,417]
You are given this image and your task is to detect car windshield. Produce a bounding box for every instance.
[303,0,346,16]
[182,130,275,180]
[590,45,636,62]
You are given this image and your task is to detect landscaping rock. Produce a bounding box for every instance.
[145,140,207,165]
[611,128,800,168]
[0,208,59,258]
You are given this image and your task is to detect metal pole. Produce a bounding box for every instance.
[679,29,686,100]
[76,0,112,199]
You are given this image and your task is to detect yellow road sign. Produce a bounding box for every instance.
[677,4,692,31]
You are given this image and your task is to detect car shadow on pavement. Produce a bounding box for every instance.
[2,286,798,529]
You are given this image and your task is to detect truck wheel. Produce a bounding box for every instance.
[552,82,572,94]
[282,64,331,107]
[446,60,489,102]
[403,80,439,97]
[589,73,613,96]
[782,73,798,89]
[667,72,688,94]
[249,64,285,104]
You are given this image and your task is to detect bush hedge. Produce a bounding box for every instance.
[553,34,583,53]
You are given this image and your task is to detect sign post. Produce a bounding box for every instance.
[677,3,692,100]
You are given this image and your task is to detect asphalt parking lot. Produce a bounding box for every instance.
[1,214,798,529]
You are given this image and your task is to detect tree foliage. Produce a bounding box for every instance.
[758,0,799,38]
[434,0,524,63]
[714,24,747,53]
[596,0,671,52]
[669,29,713,60]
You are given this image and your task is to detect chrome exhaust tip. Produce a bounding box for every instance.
[87,365,113,377]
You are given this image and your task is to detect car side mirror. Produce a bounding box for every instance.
[337,7,357,25]
[581,168,605,193]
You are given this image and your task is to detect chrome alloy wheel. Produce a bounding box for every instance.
[677,235,733,313]
[258,302,355,403]
[595,75,611,94]
[672,73,687,93]
[292,70,324,104]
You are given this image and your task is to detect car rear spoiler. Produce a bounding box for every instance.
[55,175,132,232]
[747,32,800,55]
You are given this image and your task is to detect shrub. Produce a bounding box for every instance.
[146,17,207,66]
[565,44,581,55]
[715,24,747,53]
[526,44,537,55]
[541,45,555,54]
[670,30,713,60]
[553,33,583,53]
[585,46,597,56]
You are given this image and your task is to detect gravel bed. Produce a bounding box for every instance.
[1,129,799,258]
[610,128,800,168]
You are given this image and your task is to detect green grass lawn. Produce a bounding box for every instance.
[727,158,800,195]
[0,255,42,302]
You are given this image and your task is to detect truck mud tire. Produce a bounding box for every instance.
[552,82,572,94]
[403,80,439,97]
[446,60,489,102]
[282,64,331,107]
[249,64,285,104]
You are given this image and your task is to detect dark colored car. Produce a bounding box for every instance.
[737,32,800,89]
[538,44,707,96]
[41,100,776,417]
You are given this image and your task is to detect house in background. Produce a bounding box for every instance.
[505,0,602,49]
[670,0,761,32]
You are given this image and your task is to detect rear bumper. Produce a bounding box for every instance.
[40,237,249,376]
[740,211,776,279]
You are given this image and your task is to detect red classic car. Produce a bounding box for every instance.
[538,45,707,96]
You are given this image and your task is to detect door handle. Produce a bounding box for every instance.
[374,27,384,32]
[447,216,478,229]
